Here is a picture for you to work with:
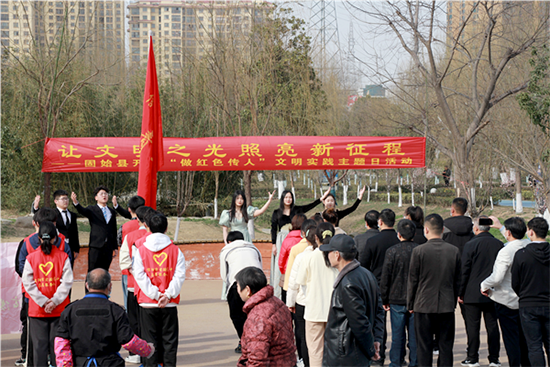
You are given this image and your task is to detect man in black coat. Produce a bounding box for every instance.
[512,217,550,367]
[320,234,384,367]
[359,208,399,365]
[355,210,380,260]
[408,213,461,367]
[459,216,503,367]
[31,190,80,262]
[71,185,128,272]
[443,197,474,256]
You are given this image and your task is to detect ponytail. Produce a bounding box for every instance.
[38,221,57,255]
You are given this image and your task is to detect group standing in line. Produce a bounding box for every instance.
[15,185,549,367]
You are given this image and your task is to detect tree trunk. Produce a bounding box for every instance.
[243,170,252,207]
[214,171,219,219]
[44,172,52,208]
[516,167,523,214]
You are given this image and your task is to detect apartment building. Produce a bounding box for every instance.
[1,0,125,78]
[127,0,268,74]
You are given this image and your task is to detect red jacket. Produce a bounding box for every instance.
[238,285,296,367]
[278,230,302,274]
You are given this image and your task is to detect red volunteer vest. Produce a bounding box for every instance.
[122,219,141,245]
[125,229,149,287]
[120,222,144,277]
[131,235,149,296]
[22,233,67,295]
[26,246,70,318]
[135,243,180,305]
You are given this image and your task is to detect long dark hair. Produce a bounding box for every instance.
[38,221,57,255]
[276,190,294,221]
[230,190,249,223]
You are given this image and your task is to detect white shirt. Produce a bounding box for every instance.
[480,238,529,309]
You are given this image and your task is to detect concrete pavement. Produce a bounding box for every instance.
[1,279,509,366]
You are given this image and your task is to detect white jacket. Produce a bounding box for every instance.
[296,248,338,322]
[219,240,262,295]
[480,237,529,309]
[132,233,186,308]
[286,246,313,308]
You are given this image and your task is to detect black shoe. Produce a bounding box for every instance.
[234,342,242,354]
[14,358,26,366]
[371,360,384,366]
[461,359,480,367]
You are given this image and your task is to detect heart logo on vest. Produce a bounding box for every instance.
[39,262,54,276]
[153,252,167,267]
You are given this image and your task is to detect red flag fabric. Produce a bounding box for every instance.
[137,35,164,209]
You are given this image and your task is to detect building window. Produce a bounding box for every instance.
[0,14,7,20]
[131,31,139,37]
[131,8,139,15]
[172,8,180,14]
[172,31,180,37]
[143,15,147,20]
[56,9,63,14]
[1,22,8,29]
[172,23,180,29]
[172,15,180,22]
[143,31,147,36]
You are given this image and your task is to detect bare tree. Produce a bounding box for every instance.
[346,1,549,213]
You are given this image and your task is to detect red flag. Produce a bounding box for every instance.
[137,35,164,209]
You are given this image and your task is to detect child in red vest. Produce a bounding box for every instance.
[22,221,73,367]
[133,213,186,367]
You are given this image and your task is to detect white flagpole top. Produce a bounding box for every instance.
[149,30,153,37]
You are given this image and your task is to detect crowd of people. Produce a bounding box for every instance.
[14,185,550,367]
[16,187,185,367]
[220,192,549,367]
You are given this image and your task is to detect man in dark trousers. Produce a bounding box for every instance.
[71,185,127,272]
[459,216,503,367]
[55,269,154,366]
[408,213,461,367]
[354,210,380,260]
[482,216,531,367]
[32,190,80,262]
[443,166,451,187]
[321,234,384,367]
[512,217,550,367]
[359,208,399,366]
[443,197,474,256]
[380,219,418,367]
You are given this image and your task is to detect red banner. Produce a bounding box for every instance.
[42,136,426,172]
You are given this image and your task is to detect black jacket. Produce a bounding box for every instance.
[359,229,400,283]
[74,203,126,250]
[443,216,474,256]
[32,206,81,255]
[459,232,503,303]
[354,228,379,260]
[380,241,418,305]
[412,226,427,245]
[407,238,461,313]
[323,260,384,367]
[512,242,550,308]
[270,199,321,244]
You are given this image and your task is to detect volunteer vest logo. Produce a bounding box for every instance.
[153,252,167,266]
[39,262,54,276]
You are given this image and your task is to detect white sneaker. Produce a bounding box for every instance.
[125,355,141,364]
[296,358,305,367]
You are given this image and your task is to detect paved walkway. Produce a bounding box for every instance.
[1,280,509,367]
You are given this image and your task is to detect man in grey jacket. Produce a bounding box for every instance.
[407,213,461,367]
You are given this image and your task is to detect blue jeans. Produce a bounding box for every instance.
[390,304,417,367]
[520,306,550,366]
[121,274,128,310]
